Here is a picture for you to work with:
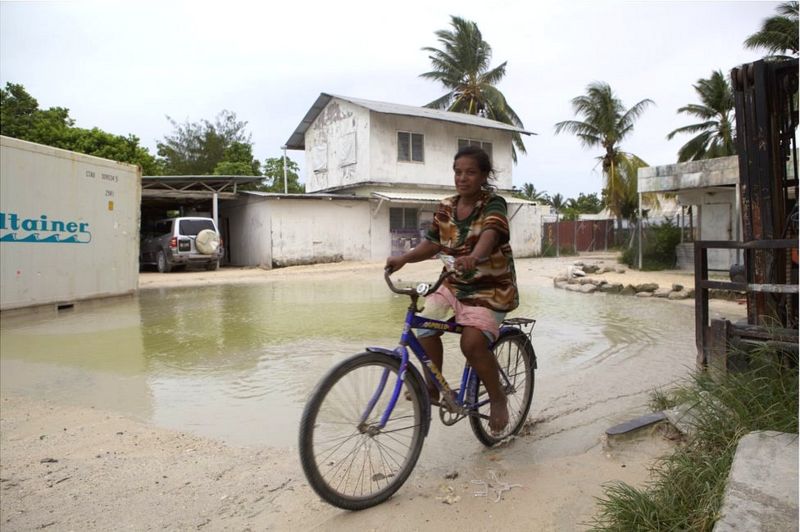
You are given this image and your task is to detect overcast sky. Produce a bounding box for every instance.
[0,0,777,198]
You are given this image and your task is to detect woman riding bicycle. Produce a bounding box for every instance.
[385,145,519,434]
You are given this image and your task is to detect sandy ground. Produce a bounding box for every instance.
[1,253,747,531]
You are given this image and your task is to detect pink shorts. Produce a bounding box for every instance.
[417,286,505,342]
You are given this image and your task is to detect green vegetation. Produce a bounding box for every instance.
[515,183,550,203]
[420,15,526,162]
[621,218,682,270]
[0,82,160,174]
[561,193,603,221]
[0,84,304,188]
[554,82,653,230]
[744,1,799,60]
[667,70,736,162]
[590,346,798,531]
[156,110,260,176]
[244,156,305,193]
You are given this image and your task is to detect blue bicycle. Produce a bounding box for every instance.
[298,263,537,510]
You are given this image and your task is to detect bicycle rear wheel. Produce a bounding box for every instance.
[468,331,535,446]
[298,352,427,510]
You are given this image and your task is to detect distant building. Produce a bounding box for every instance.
[221,94,547,267]
[638,156,740,270]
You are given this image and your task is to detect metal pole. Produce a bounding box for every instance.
[734,183,742,264]
[281,145,288,194]
[637,192,643,270]
[556,213,560,258]
[573,220,578,255]
[212,192,219,228]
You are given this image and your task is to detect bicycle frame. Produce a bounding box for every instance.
[365,304,491,430]
[361,265,532,432]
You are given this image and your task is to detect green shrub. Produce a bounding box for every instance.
[621,218,682,270]
[589,345,798,531]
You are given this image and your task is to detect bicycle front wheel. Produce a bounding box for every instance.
[298,352,427,510]
[468,331,535,446]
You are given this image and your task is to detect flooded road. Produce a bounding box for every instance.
[1,272,700,450]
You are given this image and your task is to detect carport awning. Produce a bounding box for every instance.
[371,191,448,204]
[141,176,264,200]
[370,191,538,205]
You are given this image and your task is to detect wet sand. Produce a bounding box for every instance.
[1,254,747,531]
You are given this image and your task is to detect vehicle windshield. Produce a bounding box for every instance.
[179,219,215,236]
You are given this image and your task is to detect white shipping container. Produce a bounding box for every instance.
[0,136,141,310]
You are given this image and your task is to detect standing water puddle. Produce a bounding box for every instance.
[1,276,694,448]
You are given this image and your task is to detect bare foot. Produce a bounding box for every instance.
[489,398,509,434]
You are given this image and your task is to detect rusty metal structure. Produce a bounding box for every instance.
[695,58,799,369]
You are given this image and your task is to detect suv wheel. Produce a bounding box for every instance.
[205,260,219,271]
[157,250,172,273]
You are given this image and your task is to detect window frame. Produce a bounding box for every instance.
[397,131,425,163]
[389,207,419,231]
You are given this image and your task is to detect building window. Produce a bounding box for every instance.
[458,138,493,160]
[390,207,419,230]
[398,132,424,162]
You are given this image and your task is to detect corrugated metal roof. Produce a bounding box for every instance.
[285,93,536,150]
[240,191,368,201]
[371,191,538,205]
[371,191,450,203]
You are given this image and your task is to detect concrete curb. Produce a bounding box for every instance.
[713,431,798,531]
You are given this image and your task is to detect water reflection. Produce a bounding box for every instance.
[0,298,151,417]
[1,277,696,448]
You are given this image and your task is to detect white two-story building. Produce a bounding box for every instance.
[220,93,545,267]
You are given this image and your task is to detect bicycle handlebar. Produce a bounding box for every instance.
[384,256,488,298]
[383,267,453,297]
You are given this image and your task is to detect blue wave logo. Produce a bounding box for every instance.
[0,212,92,244]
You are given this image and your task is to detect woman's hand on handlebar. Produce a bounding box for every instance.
[385,255,406,274]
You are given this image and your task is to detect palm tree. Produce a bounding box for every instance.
[421,16,527,162]
[518,182,549,203]
[611,154,650,224]
[744,1,799,59]
[666,70,735,162]
[554,81,653,226]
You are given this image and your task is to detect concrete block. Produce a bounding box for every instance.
[713,431,798,532]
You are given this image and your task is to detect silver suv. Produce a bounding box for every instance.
[141,217,223,272]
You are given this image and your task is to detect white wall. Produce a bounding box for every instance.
[368,113,514,190]
[678,187,738,269]
[268,198,376,265]
[221,196,272,267]
[304,99,370,193]
[303,97,516,193]
[221,193,543,268]
[507,203,546,258]
[221,195,386,267]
